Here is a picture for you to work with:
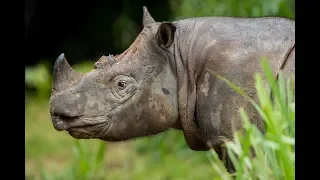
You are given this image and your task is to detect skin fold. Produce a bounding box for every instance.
[49,6,295,172]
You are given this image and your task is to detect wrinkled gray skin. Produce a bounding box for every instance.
[50,6,295,172]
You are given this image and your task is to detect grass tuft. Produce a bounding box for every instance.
[206,58,295,180]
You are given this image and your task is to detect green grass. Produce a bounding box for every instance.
[206,58,295,180]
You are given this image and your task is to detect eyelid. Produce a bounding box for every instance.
[113,75,130,81]
[118,80,127,83]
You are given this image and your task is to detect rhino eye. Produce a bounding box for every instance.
[111,75,137,100]
[117,81,127,90]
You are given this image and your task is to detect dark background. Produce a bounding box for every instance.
[25,0,172,67]
[25,0,294,68]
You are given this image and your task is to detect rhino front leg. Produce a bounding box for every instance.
[196,70,261,173]
[214,144,236,173]
[281,46,295,80]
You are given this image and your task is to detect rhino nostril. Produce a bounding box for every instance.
[59,114,76,121]
[52,113,78,121]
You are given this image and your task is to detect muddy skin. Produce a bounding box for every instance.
[49,6,295,173]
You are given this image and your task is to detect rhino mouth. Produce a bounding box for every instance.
[51,115,110,138]
[67,121,110,139]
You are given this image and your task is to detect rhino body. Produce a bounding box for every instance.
[49,6,295,172]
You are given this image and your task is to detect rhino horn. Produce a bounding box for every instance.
[142,6,155,26]
[52,53,82,92]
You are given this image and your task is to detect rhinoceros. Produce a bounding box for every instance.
[49,6,295,172]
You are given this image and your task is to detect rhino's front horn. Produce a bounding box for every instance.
[52,53,82,92]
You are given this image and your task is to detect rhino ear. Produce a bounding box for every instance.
[156,22,176,48]
[143,6,155,26]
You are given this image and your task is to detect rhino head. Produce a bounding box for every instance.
[49,7,182,142]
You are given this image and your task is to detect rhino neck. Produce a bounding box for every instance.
[172,19,215,150]
[174,19,214,80]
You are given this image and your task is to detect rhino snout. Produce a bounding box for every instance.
[51,93,83,118]
[50,91,87,130]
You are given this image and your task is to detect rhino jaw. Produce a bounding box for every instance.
[52,53,82,93]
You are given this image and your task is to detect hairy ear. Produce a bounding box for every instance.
[156,22,176,48]
[142,6,155,26]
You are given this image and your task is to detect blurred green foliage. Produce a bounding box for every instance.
[39,139,107,180]
[26,0,294,179]
[25,63,52,99]
[169,0,294,20]
[113,14,140,51]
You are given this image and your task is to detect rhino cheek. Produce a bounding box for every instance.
[103,97,144,139]
[120,121,127,130]
[146,94,176,129]
[82,92,106,116]
[77,104,84,113]
[142,124,148,131]
[160,115,166,123]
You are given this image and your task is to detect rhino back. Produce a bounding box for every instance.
[175,17,294,76]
